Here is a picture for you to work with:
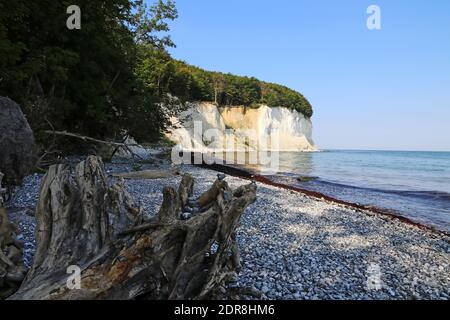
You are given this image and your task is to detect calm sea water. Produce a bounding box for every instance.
[235,150,450,232]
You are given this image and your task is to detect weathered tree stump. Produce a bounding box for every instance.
[10,156,256,300]
[1,170,27,298]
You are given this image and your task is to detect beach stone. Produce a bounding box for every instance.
[0,97,36,185]
[6,162,450,300]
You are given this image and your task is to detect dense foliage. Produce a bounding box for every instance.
[0,0,177,143]
[136,50,313,117]
[0,0,312,148]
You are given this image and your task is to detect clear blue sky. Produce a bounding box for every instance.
[161,0,450,151]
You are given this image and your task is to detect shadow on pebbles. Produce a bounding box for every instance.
[6,164,450,300]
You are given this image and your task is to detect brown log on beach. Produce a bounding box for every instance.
[112,169,181,180]
[9,156,256,300]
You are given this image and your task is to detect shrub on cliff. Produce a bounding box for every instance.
[137,53,313,118]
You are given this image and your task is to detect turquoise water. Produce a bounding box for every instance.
[246,150,450,232]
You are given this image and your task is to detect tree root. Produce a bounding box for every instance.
[9,156,256,300]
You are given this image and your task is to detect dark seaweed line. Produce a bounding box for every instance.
[194,161,450,238]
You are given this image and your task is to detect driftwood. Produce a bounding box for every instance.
[0,180,27,299]
[10,156,256,300]
[43,130,144,161]
[112,168,181,180]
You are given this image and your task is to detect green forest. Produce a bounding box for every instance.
[138,46,313,117]
[0,0,312,145]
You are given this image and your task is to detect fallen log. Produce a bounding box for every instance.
[10,156,256,300]
[43,130,145,161]
[112,168,181,180]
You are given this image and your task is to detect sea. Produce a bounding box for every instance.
[226,150,450,232]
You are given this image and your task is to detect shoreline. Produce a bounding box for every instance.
[188,164,450,299]
[6,158,450,300]
[196,162,450,237]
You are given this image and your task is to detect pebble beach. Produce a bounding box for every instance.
[7,160,450,300]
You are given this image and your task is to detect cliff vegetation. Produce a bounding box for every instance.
[136,46,313,118]
[0,0,312,148]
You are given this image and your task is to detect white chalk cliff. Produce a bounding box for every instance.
[167,102,317,152]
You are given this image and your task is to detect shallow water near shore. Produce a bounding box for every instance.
[7,158,450,299]
[225,150,450,232]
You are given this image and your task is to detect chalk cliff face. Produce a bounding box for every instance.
[167,102,317,152]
